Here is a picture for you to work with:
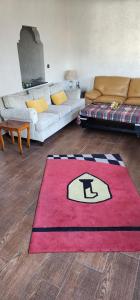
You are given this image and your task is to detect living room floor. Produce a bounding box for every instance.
[0,122,140,300]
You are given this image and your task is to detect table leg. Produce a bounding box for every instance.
[0,128,4,151]
[10,130,15,144]
[27,126,30,149]
[17,129,23,155]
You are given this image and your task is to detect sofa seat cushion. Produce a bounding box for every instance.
[35,112,59,132]
[64,98,85,111]
[94,95,125,104]
[47,105,71,118]
[128,79,140,97]
[125,97,140,106]
[85,89,101,100]
[94,76,130,97]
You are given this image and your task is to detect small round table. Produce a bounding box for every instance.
[0,120,30,155]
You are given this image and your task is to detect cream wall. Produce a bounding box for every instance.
[0,0,70,96]
[67,0,140,89]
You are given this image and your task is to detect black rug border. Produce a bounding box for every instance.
[32,226,140,232]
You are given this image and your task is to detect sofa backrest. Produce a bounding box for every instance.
[0,97,4,109]
[3,93,29,109]
[128,78,140,97]
[28,84,51,105]
[49,82,65,96]
[94,76,130,97]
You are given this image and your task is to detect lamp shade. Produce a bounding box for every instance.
[64,70,78,81]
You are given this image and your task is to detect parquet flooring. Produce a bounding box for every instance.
[0,123,140,300]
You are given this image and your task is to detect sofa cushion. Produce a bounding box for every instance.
[26,98,48,113]
[125,97,140,106]
[85,89,101,100]
[49,83,64,95]
[128,79,140,98]
[51,91,67,105]
[65,89,81,100]
[3,94,28,109]
[28,84,51,104]
[35,112,59,132]
[47,105,71,118]
[64,98,85,111]
[94,76,130,97]
[0,97,4,109]
[94,95,125,104]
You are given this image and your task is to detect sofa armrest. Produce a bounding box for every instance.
[65,89,81,100]
[0,108,38,124]
[85,89,101,101]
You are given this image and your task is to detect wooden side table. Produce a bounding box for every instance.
[0,120,30,155]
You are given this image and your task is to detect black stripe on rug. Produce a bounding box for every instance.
[32,226,140,232]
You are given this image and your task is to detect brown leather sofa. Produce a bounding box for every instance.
[85,76,140,106]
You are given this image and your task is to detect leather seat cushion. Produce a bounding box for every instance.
[94,76,130,97]
[125,97,140,106]
[94,95,126,104]
[128,79,140,97]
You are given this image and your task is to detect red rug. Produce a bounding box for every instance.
[29,154,140,253]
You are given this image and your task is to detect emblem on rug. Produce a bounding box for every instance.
[67,173,112,203]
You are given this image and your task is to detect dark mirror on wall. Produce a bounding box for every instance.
[17,26,46,88]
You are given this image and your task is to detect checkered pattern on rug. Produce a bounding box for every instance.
[47,154,125,167]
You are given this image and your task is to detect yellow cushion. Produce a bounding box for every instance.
[51,91,67,105]
[26,97,48,113]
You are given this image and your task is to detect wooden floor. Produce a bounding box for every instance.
[0,122,140,300]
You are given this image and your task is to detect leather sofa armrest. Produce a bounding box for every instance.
[85,89,101,101]
[0,108,38,124]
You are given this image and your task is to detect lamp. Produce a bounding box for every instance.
[64,70,79,89]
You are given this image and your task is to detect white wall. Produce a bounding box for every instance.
[0,0,70,96]
[67,0,140,90]
[1,0,140,96]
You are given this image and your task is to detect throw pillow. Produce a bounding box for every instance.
[51,91,67,105]
[26,97,48,113]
